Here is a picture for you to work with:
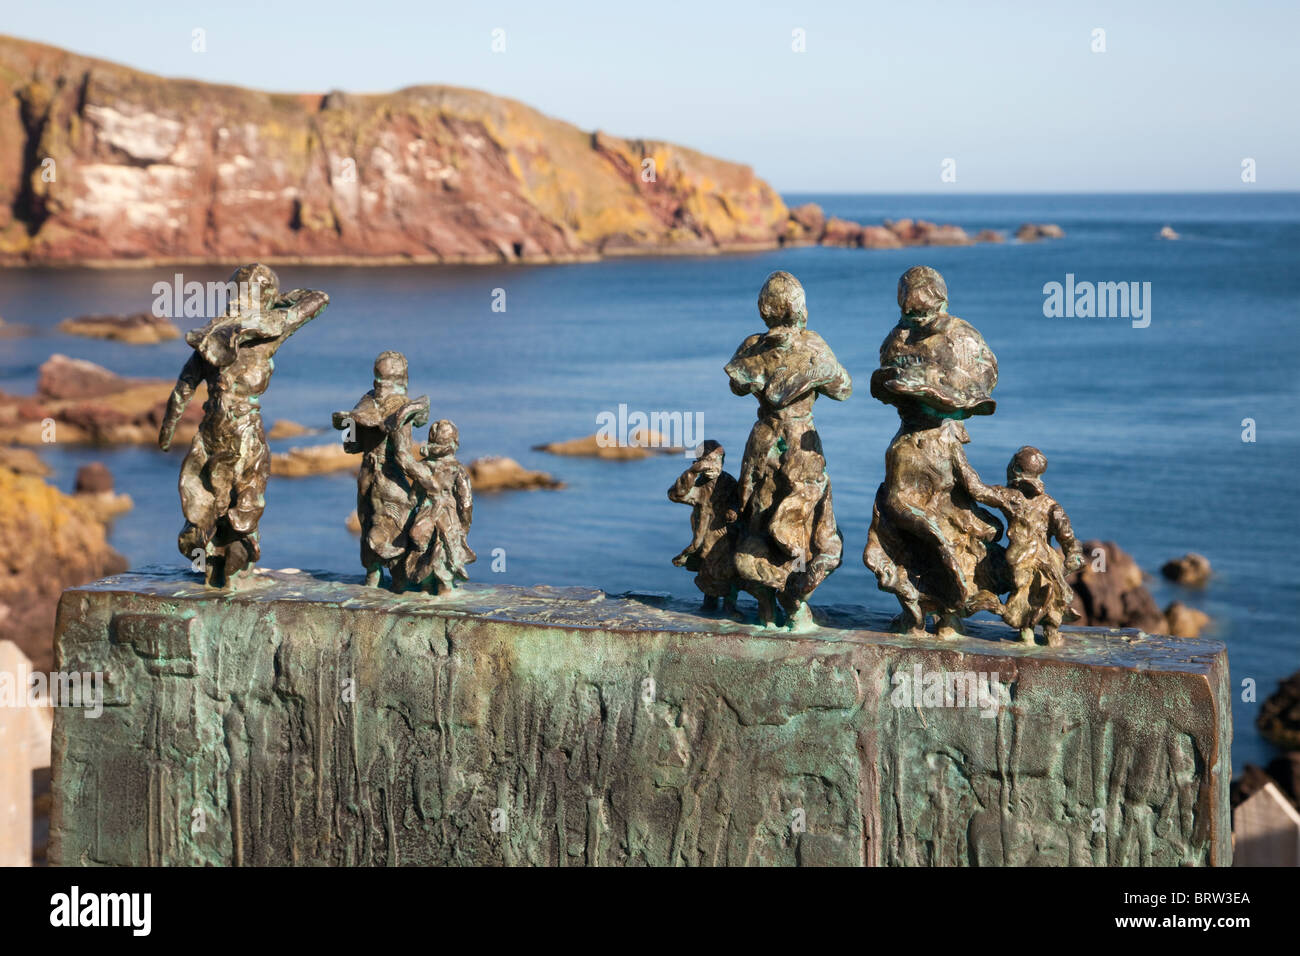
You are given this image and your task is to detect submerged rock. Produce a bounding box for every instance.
[468,456,563,491]
[1258,671,1300,751]
[271,443,356,477]
[1015,223,1065,242]
[534,430,681,459]
[267,419,318,440]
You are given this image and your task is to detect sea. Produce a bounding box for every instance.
[2,193,1296,774]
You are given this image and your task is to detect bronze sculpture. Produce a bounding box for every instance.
[973,446,1084,645]
[726,271,851,630]
[864,266,1008,637]
[333,351,431,589]
[405,419,476,593]
[668,440,740,615]
[159,263,328,587]
[334,355,474,593]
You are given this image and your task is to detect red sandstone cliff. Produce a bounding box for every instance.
[0,35,790,265]
[0,35,1044,265]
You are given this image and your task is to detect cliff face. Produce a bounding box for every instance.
[0,35,789,265]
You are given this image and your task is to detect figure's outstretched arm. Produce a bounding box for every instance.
[158,353,204,451]
[265,289,329,354]
[1051,503,1085,573]
[952,451,1007,511]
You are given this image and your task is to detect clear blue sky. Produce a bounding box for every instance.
[4,0,1295,192]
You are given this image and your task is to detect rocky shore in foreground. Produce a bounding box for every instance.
[0,35,1060,267]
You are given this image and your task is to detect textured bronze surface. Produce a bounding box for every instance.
[158,264,328,587]
[725,271,852,630]
[50,570,1232,866]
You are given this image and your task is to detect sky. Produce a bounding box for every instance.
[3,0,1296,192]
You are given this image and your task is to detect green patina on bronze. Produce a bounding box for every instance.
[51,570,1231,866]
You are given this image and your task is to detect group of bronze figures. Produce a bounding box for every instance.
[160,262,1083,644]
[669,266,1084,643]
[158,264,473,595]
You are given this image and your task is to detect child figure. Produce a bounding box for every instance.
[405,419,476,594]
[975,446,1084,646]
[668,441,740,614]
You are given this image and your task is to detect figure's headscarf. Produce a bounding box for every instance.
[185,263,285,367]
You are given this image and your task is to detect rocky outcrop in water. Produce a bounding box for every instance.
[57,312,179,343]
[0,353,201,446]
[1067,540,1210,638]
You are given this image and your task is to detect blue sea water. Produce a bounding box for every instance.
[1,193,1296,774]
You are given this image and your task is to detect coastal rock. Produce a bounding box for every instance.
[270,443,356,477]
[73,461,114,494]
[267,419,317,440]
[468,455,563,491]
[533,430,681,459]
[1067,539,1167,633]
[821,217,865,247]
[0,355,202,446]
[1164,601,1210,638]
[0,445,49,477]
[0,467,127,672]
[73,461,133,521]
[860,225,904,249]
[0,35,787,265]
[1258,670,1300,751]
[781,203,826,244]
[57,312,180,344]
[1015,223,1066,242]
[1161,552,1211,587]
[36,353,129,400]
[883,219,973,246]
[974,229,1005,243]
[1158,225,1181,240]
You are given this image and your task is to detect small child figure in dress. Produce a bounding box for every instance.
[978,446,1084,646]
[668,441,740,615]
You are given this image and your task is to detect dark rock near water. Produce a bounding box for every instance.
[1258,670,1300,751]
[1162,552,1212,587]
